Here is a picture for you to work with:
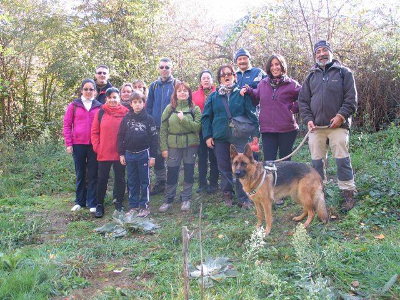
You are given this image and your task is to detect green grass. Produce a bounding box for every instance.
[0,126,399,299]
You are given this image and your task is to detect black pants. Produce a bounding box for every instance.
[214,141,249,203]
[97,160,126,210]
[261,130,298,161]
[72,144,98,208]
[198,131,219,187]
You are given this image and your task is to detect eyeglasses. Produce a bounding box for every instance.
[221,72,233,77]
[96,71,107,75]
[83,88,95,91]
[159,66,170,70]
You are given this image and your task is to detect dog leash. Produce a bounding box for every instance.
[272,126,329,163]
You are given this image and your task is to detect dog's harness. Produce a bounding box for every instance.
[246,163,277,197]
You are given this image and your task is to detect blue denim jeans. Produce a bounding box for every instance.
[72,144,98,208]
[125,149,150,209]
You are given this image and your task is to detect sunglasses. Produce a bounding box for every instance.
[83,88,95,91]
[221,72,233,77]
[159,65,170,70]
[96,71,107,75]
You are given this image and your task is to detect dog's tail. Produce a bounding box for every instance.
[315,188,329,223]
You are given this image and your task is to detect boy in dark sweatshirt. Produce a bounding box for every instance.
[117,91,158,217]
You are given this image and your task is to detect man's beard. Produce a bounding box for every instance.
[316,55,332,67]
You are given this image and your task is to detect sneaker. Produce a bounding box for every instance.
[181,201,191,211]
[95,205,104,218]
[126,208,139,216]
[137,208,150,217]
[150,181,166,195]
[159,203,172,212]
[71,204,82,212]
[89,207,96,213]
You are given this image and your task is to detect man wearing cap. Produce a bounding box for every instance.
[299,40,358,212]
[94,65,113,104]
[146,57,177,195]
[235,48,266,89]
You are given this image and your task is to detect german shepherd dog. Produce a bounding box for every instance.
[230,144,328,235]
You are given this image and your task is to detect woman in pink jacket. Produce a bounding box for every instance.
[63,79,102,213]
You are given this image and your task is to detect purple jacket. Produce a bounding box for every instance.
[63,98,102,147]
[247,76,301,133]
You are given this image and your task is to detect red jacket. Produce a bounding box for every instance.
[192,85,216,112]
[63,99,102,147]
[91,104,129,161]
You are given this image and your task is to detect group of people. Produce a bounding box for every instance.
[63,40,358,219]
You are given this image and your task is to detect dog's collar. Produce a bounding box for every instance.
[246,170,267,197]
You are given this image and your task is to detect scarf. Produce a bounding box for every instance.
[218,83,236,96]
[269,76,286,89]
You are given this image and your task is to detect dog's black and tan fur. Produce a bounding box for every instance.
[231,144,328,234]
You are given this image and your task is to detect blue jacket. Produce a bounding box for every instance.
[236,67,267,89]
[201,85,259,143]
[146,76,176,127]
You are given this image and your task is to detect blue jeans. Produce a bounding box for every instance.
[72,144,98,208]
[125,150,150,209]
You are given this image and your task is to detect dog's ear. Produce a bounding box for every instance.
[244,143,253,160]
[230,144,238,160]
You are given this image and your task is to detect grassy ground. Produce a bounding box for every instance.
[0,126,399,299]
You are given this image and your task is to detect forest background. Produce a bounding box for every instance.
[0,0,399,142]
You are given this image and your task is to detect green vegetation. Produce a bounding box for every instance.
[0,126,398,299]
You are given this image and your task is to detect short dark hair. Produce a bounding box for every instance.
[159,58,172,65]
[96,64,109,71]
[129,91,146,102]
[265,54,287,77]
[199,70,213,81]
[80,78,96,90]
[105,87,119,97]
[216,64,235,84]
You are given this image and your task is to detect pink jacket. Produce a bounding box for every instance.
[63,99,102,147]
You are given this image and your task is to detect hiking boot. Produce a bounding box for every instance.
[159,203,172,212]
[240,201,253,210]
[95,205,104,218]
[150,181,166,195]
[207,185,218,194]
[181,201,191,211]
[137,208,150,217]
[341,190,357,212]
[275,198,284,205]
[223,192,233,207]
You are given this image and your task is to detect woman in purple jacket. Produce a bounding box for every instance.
[63,79,102,212]
[241,54,301,161]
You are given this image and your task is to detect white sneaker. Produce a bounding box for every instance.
[159,203,172,212]
[181,201,191,211]
[71,204,82,212]
[89,207,96,213]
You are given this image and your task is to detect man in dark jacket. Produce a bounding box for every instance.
[235,48,266,89]
[146,58,177,195]
[299,40,358,212]
[95,65,113,104]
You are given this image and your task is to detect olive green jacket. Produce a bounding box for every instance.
[160,101,201,151]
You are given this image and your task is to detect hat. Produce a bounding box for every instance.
[234,48,251,62]
[314,40,332,54]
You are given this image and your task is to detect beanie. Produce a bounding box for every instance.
[313,40,332,54]
[234,48,251,62]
